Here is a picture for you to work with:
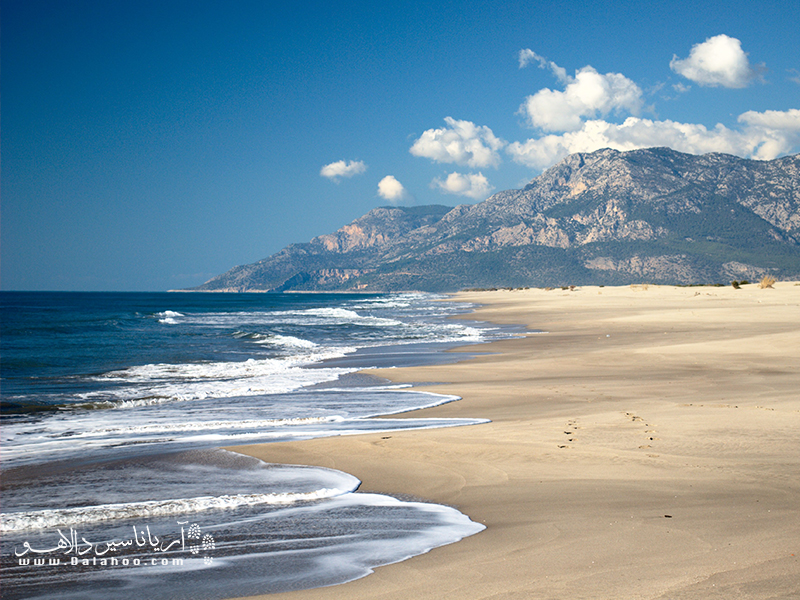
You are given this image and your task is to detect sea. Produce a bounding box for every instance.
[0,291,514,600]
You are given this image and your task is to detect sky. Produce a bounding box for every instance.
[2,0,799,291]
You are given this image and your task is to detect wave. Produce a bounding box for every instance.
[77,416,345,436]
[350,299,411,309]
[91,348,355,383]
[76,353,357,407]
[255,334,318,349]
[77,369,357,407]
[268,307,403,327]
[302,307,362,319]
[152,307,402,329]
[1,487,356,532]
[155,310,184,324]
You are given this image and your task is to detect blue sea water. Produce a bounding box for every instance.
[0,291,511,599]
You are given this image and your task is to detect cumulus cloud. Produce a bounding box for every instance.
[738,108,800,131]
[519,65,644,132]
[377,175,408,204]
[737,108,800,159]
[320,159,367,181]
[409,117,506,168]
[670,35,758,88]
[506,108,800,169]
[432,172,494,200]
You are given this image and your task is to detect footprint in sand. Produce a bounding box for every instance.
[624,412,661,448]
[562,419,581,443]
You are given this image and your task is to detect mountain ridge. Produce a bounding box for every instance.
[191,147,800,292]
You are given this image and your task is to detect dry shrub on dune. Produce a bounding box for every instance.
[759,275,777,289]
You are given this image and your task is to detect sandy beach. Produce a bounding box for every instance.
[227,283,800,600]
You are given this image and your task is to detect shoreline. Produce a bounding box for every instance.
[227,283,800,600]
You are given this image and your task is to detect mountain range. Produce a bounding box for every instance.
[190,147,800,292]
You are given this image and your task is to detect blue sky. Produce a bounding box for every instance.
[2,0,798,291]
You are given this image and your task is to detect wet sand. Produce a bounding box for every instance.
[227,283,800,599]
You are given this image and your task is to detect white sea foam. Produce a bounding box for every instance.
[86,416,346,435]
[161,307,402,329]
[231,331,318,348]
[270,307,403,327]
[147,297,490,346]
[303,307,361,319]
[82,347,358,406]
[351,299,412,309]
[362,391,461,415]
[156,310,184,324]
[0,409,486,468]
[255,334,318,349]
[1,487,355,532]
[324,492,487,567]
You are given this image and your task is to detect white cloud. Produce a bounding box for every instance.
[670,34,757,88]
[507,109,800,169]
[409,117,506,168]
[377,175,408,204]
[518,49,568,83]
[432,172,494,200]
[738,108,800,159]
[737,108,800,131]
[320,159,367,181]
[519,65,644,132]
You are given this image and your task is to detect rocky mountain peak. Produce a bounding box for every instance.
[191,148,800,292]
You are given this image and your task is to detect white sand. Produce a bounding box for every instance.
[228,282,800,599]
